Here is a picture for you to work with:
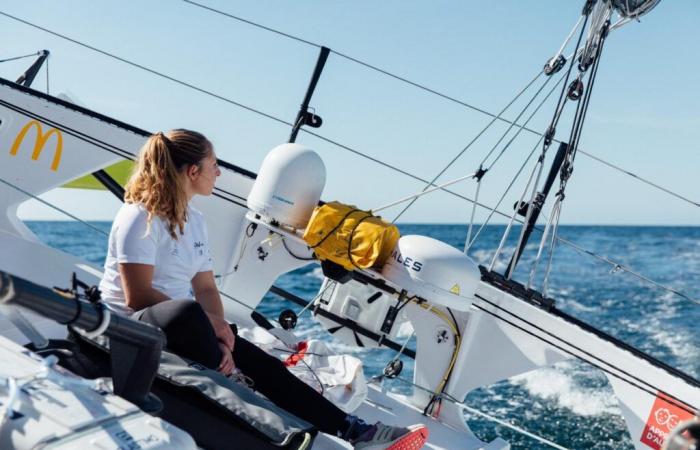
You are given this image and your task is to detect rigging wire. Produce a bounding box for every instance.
[390,69,545,223]
[501,7,593,279]
[0,176,109,238]
[0,51,42,64]
[461,71,566,250]
[473,294,700,415]
[0,11,697,305]
[0,11,291,129]
[479,75,554,170]
[3,81,696,310]
[468,135,544,252]
[483,74,565,172]
[536,16,612,292]
[2,8,696,213]
[173,1,700,211]
[45,53,49,95]
[371,374,570,450]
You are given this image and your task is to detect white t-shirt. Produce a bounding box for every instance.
[99,202,213,315]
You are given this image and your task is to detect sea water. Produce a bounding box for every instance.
[25,221,700,450]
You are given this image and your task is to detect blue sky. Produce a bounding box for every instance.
[1,0,698,224]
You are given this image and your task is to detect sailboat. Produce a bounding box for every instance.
[1,0,698,449]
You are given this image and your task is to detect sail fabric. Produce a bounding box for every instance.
[239,326,368,414]
[62,160,134,190]
[303,201,399,271]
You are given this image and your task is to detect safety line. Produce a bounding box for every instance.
[0,10,695,307]
[0,51,42,64]
[372,375,571,450]
[173,2,700,210]
[0,176,109,237]
[472,298,699,416]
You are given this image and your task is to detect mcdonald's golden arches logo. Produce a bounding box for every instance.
[9,120,63,171]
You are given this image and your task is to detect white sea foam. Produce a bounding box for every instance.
[558,297,597,313]
[511,366,620,417]
[310,266,325,281]
[649,327,700,372]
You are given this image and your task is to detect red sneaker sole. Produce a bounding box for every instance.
[386,426,429,450]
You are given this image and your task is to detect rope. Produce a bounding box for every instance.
[553,16,585,63]
[0,11,292,129]
[542,199,564,298]
[372,172,476,214]
[169,3,700,210]
[0,10,696,307]
[390,69,544,223]
[480,75,554,169]
[469,135,543,253]
[464,179,481,252]
[181,0,322,49]
[373,375,570,450]
[472,296,700,416]
[497,8,592,279]
[579,152,700,207]
[530,19,611,289]
[2,9,696,214]
[527,199,559,290]
[0,51,41,64]
[555,236,700,306]
[484,73,566,171]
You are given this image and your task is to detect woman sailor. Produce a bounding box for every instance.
[98,129,428,450]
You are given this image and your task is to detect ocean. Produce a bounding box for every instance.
[25,221,700,450]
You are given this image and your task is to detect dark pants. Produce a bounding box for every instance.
[134,300,348,435]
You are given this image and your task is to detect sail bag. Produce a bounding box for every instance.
[62,335,315,450]
[302,201,399,270]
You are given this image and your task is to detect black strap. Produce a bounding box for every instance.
[309,207,364,249]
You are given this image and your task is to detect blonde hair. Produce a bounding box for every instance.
[124,129,212,239]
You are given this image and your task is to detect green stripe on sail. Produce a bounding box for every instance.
[62,160,134,190]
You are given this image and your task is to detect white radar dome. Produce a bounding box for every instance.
[247,143,326,229]
[381,235,481,311]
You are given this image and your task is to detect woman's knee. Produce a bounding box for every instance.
[155,300,209,329]
[234,337,288,374]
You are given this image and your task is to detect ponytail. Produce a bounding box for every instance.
[125,129,212,239]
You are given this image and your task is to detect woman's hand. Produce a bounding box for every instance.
[217,341,235,375]
[207,312,236,351]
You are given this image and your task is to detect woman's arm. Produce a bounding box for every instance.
[192,270,235,351]
[119,263,170,311]
[192,270,224,317]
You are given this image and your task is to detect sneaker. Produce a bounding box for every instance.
[352,422,429,450]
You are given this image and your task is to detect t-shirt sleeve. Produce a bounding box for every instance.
[115,207,159,265]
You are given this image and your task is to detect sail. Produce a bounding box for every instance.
[61,160,133,190]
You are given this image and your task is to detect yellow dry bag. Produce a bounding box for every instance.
[302,202,400,271]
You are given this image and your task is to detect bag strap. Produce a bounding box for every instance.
[309,207,362,249]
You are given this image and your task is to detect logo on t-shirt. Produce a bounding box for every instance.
[194,241,205,256]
